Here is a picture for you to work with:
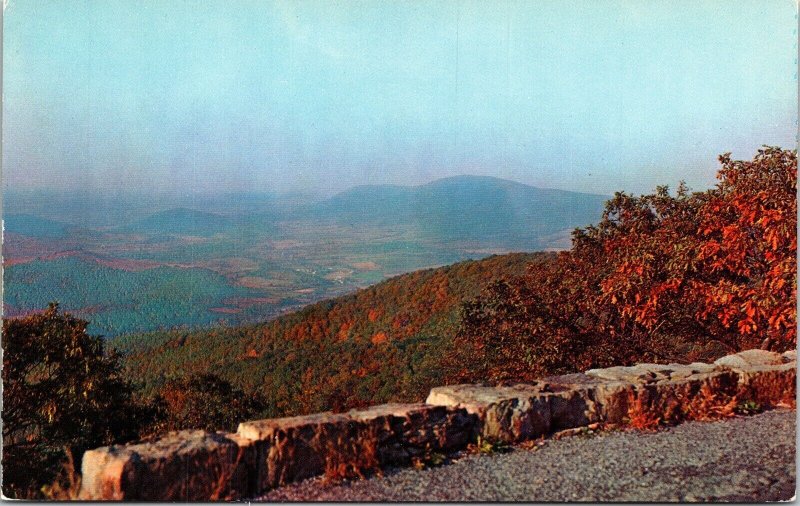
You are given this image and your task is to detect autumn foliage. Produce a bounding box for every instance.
[149,373,267,434]
[3,148,794,498]
[448,147,796,383]
[115,252,544,415]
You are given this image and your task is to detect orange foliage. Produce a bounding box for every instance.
[370,331,388,345]
[337,321,353,341]
[449,148,796,383]
[691,149,797,348]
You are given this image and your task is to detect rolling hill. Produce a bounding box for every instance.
[3,214,73,239]
[3,256,250,336]
[113,252,553,416]
[307,176,608,247]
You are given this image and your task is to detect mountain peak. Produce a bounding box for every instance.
[311,175,608,247]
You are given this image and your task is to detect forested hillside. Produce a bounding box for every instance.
[114,252,549,415]
[4,256,247,335]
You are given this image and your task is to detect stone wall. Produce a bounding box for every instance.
[79,349,797,500]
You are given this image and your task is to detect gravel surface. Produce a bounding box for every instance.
[257,409,796,502]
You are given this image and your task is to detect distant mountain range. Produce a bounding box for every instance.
[306,175,608,247]
[6,176,608,248]
[3,175,608,337]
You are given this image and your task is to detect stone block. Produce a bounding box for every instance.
[237,412,354,491]
[426,383,587,442]
[714,349,785,370]
[585,362,718,384]
[585,364,667,383]
[482,393,552,442]
[347,403,475,464]
[733,362,796,407]
[547,387,600,430]
[79,430,255,501]
[590,381,636,424]
[626,370,741,424]
[426,383,540,414]
[665,362,718,379]
[687,362,719,373]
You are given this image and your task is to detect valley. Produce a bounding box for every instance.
[2,175,607,337]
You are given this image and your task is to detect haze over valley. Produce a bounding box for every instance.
[3,0,793,338]
[3,175,607,336]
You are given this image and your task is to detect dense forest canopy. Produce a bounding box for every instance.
[114,252,547,412]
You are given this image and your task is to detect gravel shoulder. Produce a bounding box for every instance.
[257,409,797,502]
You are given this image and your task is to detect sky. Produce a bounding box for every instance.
[3,0,797,197]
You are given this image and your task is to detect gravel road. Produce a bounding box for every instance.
[258,409,796,502]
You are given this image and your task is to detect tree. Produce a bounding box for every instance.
[446,147,797,383]
[2,304,147,498]
[692,147,797,349]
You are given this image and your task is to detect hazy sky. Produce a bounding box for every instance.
[3,0,797,197]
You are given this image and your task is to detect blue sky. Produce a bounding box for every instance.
[3,0,797,196]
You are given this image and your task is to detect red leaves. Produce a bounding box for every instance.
[694,147,797,347]
[453,148,796,382]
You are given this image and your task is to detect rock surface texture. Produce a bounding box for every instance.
[79,349,797,501]
[260,409,796,502]
[79,430,257,500]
